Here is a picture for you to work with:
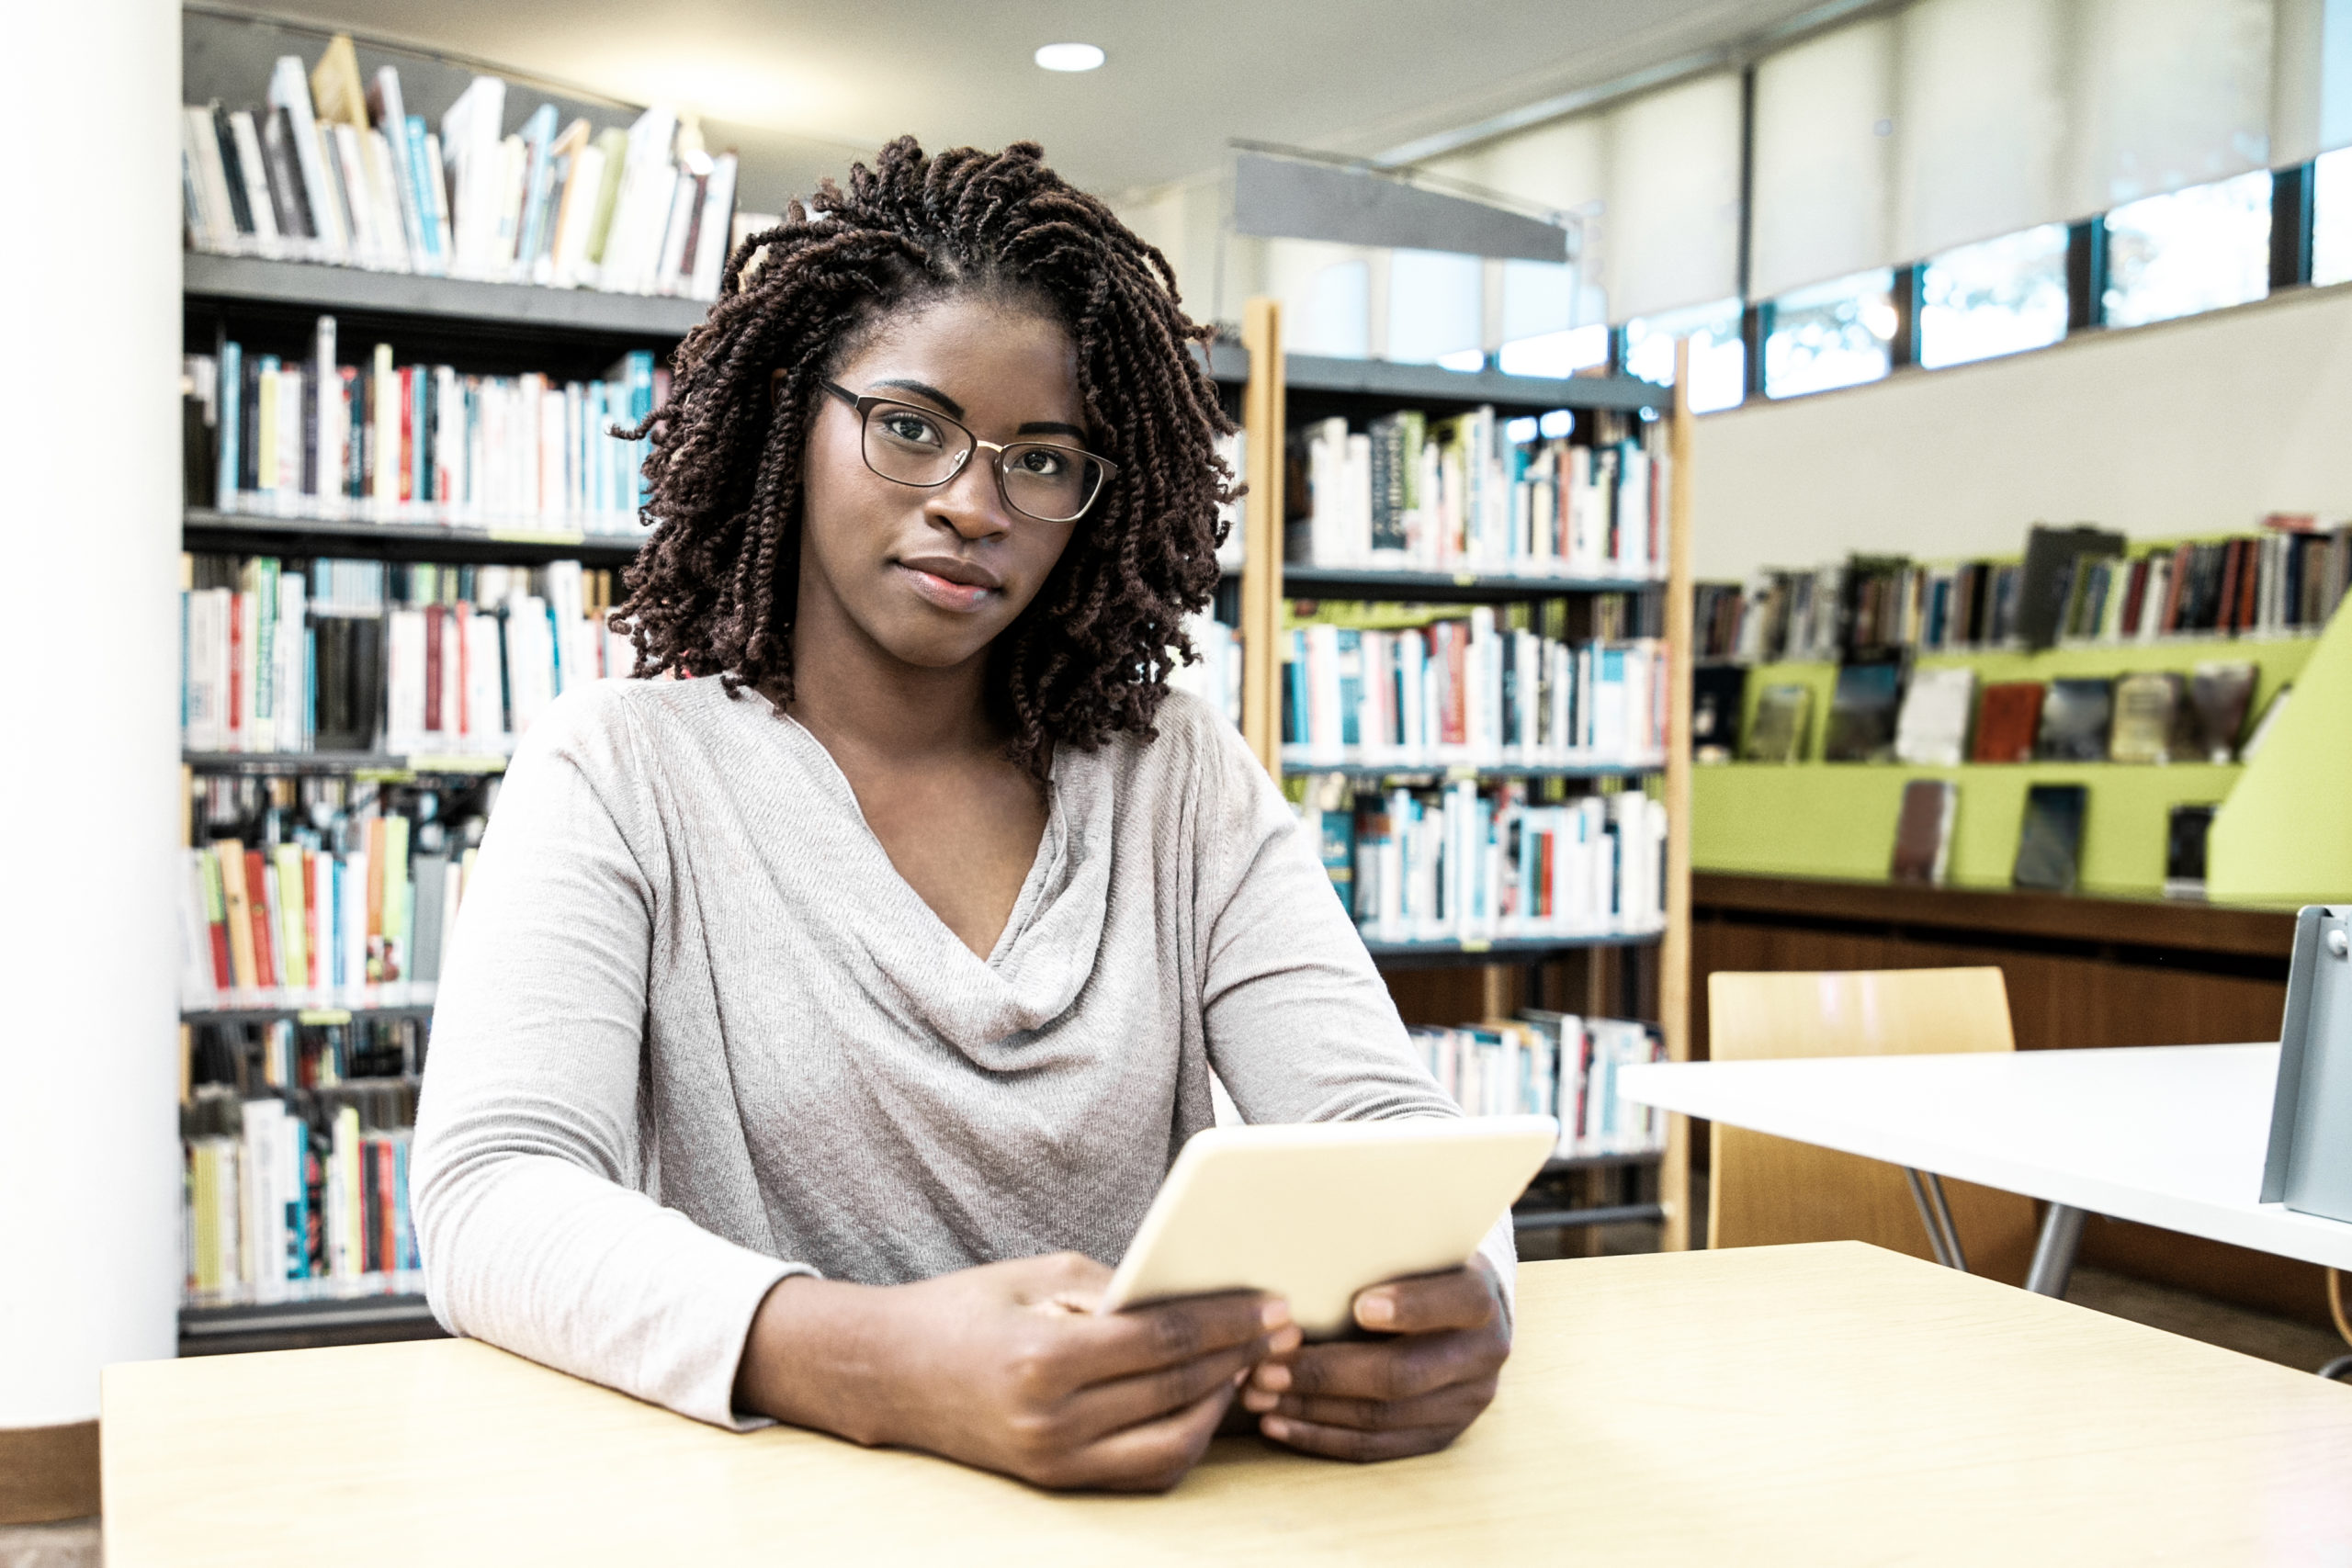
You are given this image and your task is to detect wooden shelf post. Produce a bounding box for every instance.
[1660,337,1698,1251]
[1239,298,1286,778]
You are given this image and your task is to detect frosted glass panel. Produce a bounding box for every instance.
[1763,270,1895,399]
[1917,224,2070,369]
[1417,115,1605,218]
[1893,0,2069,258]
[2316,145,2352,286]
[1264,238,1374,358]
[1387,249,1483,365]
[1623,298,1746,414]
[2102,170,2272,327]
[1749,18,1898,299]
[1602,73,1744,320]
[2069,0,2275,209]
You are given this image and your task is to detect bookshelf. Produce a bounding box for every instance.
[177,236,694,1353]
[1227,301,1696,1247]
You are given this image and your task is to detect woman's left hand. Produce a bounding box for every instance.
[1238,1258,1508,1461]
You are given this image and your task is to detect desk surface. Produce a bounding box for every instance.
[1619,1043,2352,1271]
[104,1244,2352,1567]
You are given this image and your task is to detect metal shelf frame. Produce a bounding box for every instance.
[185,508,644,566]
[185,253,708,339]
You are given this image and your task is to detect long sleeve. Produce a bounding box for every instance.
[410,688,805,1429]
[1192,721,1518,1322]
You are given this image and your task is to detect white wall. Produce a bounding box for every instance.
[0,0,184,1428]
[1690,280,2352,579]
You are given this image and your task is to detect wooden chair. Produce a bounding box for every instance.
[1707,967,2039,1286]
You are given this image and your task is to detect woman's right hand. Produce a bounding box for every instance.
[734,1252,1298,1492]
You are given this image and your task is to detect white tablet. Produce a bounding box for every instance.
[1097,1116,1557,1337]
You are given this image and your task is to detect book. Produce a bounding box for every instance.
[185,553,633,758]
[1744,684,1813,763]
[1279,609,1667,768]
[1972,682,2045,763]
[182,35,734,300]
[2034,677,2115,762]
[1409,1012,1666,1158]
[1823,662,1905,762]
[1893,666,1976,766]
[182,1073,425,1302]
[1292,407,1668,578]
[1890,780,1958,886]
[1691,523,2350,662]
[1322,776,1668,945]
[2018,525,2126,650]
[191,322,659,534]
[2164,804,2218,899]
[2013,784,2088,892]
[2240,684,2292,761]
[1691,665,1747,763]
[2108,671,2185,764]
[2186,662,2257,762]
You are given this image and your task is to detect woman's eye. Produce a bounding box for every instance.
[878,412,943,446]
[1016,447,1069,477]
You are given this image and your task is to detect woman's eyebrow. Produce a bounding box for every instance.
[1016,421,1087,438]
[867,378,964,418]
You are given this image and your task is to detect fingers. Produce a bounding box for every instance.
[1249,1377,1498,1436]
[1259,1412,1464,1464]
[1054,1336,1269,1446]
[1351,1266,1498,1336]
[1053,1291,1291,1386]
[1036,1377,1238,1493]
[1247,1326,1498,1405]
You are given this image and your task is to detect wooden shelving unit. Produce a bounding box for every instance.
[1227,301,1696,1245]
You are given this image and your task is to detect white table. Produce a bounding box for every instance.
[1617,1043,2352,1299]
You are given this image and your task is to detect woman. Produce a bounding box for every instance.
[413,138,1512,1494]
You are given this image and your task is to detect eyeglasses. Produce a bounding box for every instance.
[811,378,1116,525]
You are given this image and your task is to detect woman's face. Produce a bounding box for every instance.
[797,293,1089,675]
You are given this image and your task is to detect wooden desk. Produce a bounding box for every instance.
[103,1245,2352,1566]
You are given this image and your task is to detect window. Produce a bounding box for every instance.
[1917,224,2070,368]
[1622,297,1746,412]
[2314,145,2352,288]
[1497,258,1609,377]
[1386,249,1483,367]
[1761,270,1894,399]
[2101,170,2271,328]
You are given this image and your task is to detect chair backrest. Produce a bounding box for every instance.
[1706,967,2038,1283]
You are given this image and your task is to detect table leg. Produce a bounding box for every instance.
[1904,1168,1957,1269]
[2026,1203,2087,1297]
[1923,1174,1968,1274]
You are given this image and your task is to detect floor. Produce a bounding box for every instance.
[8,1243,2342,1567]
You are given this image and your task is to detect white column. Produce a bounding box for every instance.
[0,0,185,1471]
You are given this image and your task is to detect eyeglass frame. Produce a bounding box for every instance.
[782,371,1119,525]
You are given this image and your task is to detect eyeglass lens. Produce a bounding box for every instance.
[863,400,1104,523]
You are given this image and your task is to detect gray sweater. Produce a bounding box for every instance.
[412,676,1512,1428]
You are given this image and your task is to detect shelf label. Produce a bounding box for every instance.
[296,1009,353,1026]
[1453,572,1477,586]
[1460,939,1493,953]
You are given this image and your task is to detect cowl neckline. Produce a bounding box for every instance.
[712,682,1113,1066]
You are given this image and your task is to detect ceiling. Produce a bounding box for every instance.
[233,0,1843,205]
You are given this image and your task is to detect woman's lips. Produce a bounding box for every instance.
[894,560,1000,612]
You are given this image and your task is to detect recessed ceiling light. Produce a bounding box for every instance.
[1034,42,1106,72]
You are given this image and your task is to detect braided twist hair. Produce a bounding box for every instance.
[614,136,1238,775]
